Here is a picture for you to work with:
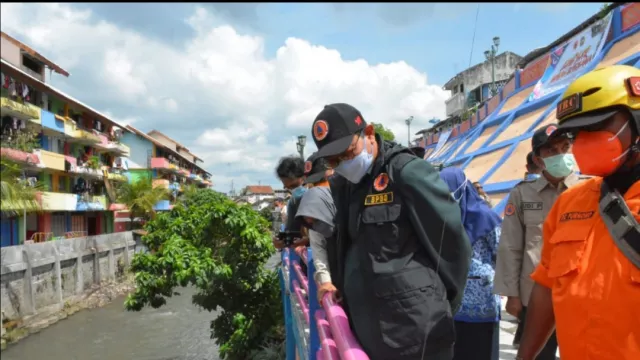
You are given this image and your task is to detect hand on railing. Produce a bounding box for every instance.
[317,284,339,304]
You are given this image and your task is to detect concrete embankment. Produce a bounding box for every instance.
[0,232,136,350]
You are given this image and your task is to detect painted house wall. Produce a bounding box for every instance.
[120,132,154,169]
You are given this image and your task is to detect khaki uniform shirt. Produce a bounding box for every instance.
[493,172,590,306]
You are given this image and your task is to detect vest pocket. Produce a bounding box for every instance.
[373,266,455,351]
[362,204,402,256]
[547,226,589,279]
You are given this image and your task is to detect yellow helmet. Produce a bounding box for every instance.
[555,65,640,131]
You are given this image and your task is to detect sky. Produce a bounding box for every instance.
[0,2,604,194]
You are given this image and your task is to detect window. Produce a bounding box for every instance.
[21,54,43,75]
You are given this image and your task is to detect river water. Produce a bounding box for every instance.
[2,254,282,360]
[2,286,220,360]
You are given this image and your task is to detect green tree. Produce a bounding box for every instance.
[0,157,42,216]
[124,189,284,360]
[116,177,170,227]
[371,122,396,142]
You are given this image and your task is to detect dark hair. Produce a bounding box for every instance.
[276,156,305,179]
[526,151,539,171]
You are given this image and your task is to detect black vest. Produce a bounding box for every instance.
[328,139,455,359]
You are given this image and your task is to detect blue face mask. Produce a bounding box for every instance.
[542,153,575,178]
[335,134,374,184]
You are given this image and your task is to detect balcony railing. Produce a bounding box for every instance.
[35,149,65,171]
[150,157,170,170]
[445,92,466,117]
[0,97,41,121]
[70,128,102,144]
[20,65,44,82]
[37,192,108,212]
[0,147,41,167]
[94,133,130,156]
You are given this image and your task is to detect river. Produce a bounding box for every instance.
[2,254,282,360]
[2,286,220,360]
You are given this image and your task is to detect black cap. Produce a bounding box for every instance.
[303,153,331,185]
[531,123,568,154]
[311,103,367,158]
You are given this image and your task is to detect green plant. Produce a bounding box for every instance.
[371,122,396,142]
[0,157,42,215]
[3,128,41,153]
[86,155,101,170]
[124,189,283,360]
[259,207,274,229]
[116,177,170,227]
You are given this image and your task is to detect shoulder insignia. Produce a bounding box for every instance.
[373,173,389,192]
[505,203,516,216]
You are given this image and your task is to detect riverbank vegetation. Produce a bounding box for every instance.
[124,189,283,360]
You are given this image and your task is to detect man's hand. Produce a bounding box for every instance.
[506,296,523,318]
[293,236,309,247]
[272,236,285,250]
[317,282,339,303]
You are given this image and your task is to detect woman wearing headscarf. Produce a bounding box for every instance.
[439,167,503,360]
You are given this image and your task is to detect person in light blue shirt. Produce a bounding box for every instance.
[439,167,503,360]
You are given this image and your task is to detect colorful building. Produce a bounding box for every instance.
[120,126,213,211]
[0,31,132,247]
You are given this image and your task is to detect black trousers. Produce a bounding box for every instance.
[513,306,558,360]
[453,321,499,360]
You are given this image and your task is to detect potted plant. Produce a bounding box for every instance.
[86,155,101,170]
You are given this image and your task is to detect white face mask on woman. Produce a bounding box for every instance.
[335,133,374,184]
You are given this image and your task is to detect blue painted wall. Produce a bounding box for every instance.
[121,132,154,169]
[40,109,65,133]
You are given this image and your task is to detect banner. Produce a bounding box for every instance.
[528,12,613,102]
[428,129,452,160]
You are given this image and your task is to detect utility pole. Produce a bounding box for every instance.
[296,135,307,159]
[405,116,414,147]
[484,36,501,97]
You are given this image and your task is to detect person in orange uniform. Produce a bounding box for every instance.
[516,65,640,360]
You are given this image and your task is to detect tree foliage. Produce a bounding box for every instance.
[371,122,396,142]
[3,127,41,153]
[116,176,170,225]
[124,189,284,360]
[0,157,42,216]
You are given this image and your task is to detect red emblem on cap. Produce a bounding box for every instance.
[505,203,516,216]
[545,125,557,136]
[354,116,362,126]
[304,161,313,174]
[628,77,640,97]
[373,173,389,192]
[313,120,329,141]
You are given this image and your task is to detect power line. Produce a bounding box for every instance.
[468,4,481,69]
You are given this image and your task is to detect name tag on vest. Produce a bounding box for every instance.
[364,192,394,206]
[522,202,543,210]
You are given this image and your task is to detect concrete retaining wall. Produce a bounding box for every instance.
[0,232,135,321]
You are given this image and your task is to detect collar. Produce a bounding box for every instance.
[531,172,579,193]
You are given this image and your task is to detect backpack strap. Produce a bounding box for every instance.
[599,181,640,269]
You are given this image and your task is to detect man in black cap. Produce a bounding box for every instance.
[310,103,472,360]
[524,151,542,181]
[295,153,338,302]
[494,123,589,358]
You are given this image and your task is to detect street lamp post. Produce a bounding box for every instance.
[405,116,414,147]
[296,135,307,159]
[484,36,500,97]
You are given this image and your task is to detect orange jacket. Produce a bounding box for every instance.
[531,177,640,360]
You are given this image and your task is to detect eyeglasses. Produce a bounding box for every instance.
[326,133,362,167]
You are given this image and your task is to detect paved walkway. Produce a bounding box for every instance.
[497,297,560,360]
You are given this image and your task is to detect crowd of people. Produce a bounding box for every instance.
[271,65,640,360]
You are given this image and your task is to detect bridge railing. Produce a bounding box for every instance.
[279,247,370,360]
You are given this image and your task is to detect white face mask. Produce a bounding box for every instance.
[450,178,468,203]
[335,133,374,184]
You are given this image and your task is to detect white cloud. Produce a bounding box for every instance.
[0,3,449,193]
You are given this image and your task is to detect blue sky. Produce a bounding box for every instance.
[0,3,605,192]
